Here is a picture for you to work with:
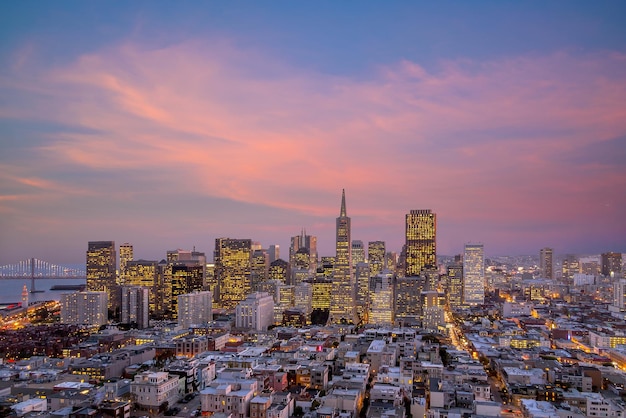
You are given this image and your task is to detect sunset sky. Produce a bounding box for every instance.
[1,1,625,265]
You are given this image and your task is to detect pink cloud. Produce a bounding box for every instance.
[1,40,625,256]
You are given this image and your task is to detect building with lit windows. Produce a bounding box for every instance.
[119,243,133,284]
[370,274,393,326]
[421,291,445,331]
[251,248,270,291]
[235,292,274,331]
[539,247,553,279]
[368,241,386,277]
[308,277,332,312]
[405,210,436,276]
[290,230,318,275]
[446,261,463,310]
[60,291,108,327]
[294,283,313,323]
[394,274,425,325]
[120,286,149,329]
[274,283,295,324]
[562,255,580,283]
[214,238,252,310]
[463,244,485,306]
[178,291,213,329]
[329,189,357,324]
[602,252,622,277]
[355,262,370,323]
[352,240,365,265]
[86,241,117,316]
[125,260,162,317]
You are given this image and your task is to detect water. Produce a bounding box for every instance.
[0,278,87,304]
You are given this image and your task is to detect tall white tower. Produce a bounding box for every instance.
[463,243,485,306]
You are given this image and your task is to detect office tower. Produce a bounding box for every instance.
[290,229,318,272]
[292,247,312,285]
[273,283,295,324]
[580,257,600,276]
[120,286,150,329]
[268,245,280,263]
[421,291,445,331]
[602,252,623,277]
[294,283,313,324]
[386,252,398,275]
[250,249,270,291]
[308,277,332,311]
[119,243,134,284]
[318,257,335,279]
[370,272,393,326]
[368,241,386,277]
[235,292,274,331]
[405,210,437,277]
[446,261,463,310]
[60,291,108,327]
[562,255,580,283]
[463,244,485,306]
[86,241,117,317]
[214,238,252,310]
[394,274,426,325]
[268,259,289,284]
[166,262,204,319]
[352,240,365,265]
[329,190,357,324]
[125,260,162,317]
[539,248,553,279]
[355,262,371,323]
[178,291,213,329]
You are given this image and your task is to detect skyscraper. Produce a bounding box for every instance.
[119,243,134,283]
[214,238,252,310]
[289,230,318,274]
[368,241,386,277]
[125,260,162,316]
[329,189,357,324]
[86,241,117,316]
[352,240,365,265]
[602,252,623,277]
[446,261,463,310]
[463,244,485,306]
[405,210,437,277]
[539,247,553,279]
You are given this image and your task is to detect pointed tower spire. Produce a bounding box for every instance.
[340,189,347,217]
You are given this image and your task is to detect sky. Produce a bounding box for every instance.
[1,1,626,265]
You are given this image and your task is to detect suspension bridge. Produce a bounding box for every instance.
[0,258,86,280]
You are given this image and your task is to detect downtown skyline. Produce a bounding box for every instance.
[1,2,626,264]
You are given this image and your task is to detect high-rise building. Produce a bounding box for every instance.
[562,255,580,283]
[119,243,134,284]
[539,247,554,279]
[125,260,161,316]
[370,273,393,326]
[86,241,117,316]
[602,252,623,277]
[329,190,357,324]
[165,262,205,319]
[421,291,445,331]
[268,245,280,263]
[463,244,485,306]
[355,262,370,323]
[405,210,436,277]
[60,291,108,327]
[290,230,318,273]
[446,261,463,310]
[394,274,426,325]
[273,283,295,325]
[250,249,270,291]
[352,240,365,265]
[612,279,626,313]
[178,291,213,329]
[235,292,274,331]
[368,241,386,277]
[294,283,313,324]
[120,286,150,329]
[214,238,252,310]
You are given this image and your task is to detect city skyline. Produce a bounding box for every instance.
[1,2,626,264]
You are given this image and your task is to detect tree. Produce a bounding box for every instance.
[293,405,304,417]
